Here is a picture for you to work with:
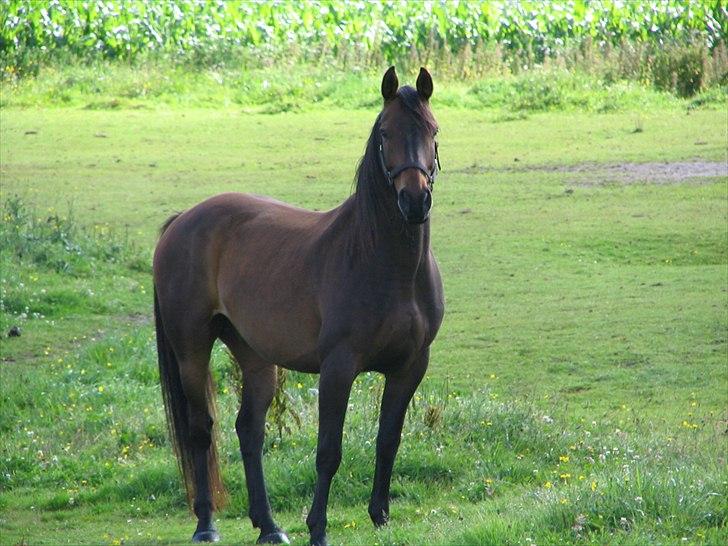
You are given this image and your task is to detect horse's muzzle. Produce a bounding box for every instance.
[397,188,432,224]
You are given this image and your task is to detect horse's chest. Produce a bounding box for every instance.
[388,305,424,340]
[364,303,427,369]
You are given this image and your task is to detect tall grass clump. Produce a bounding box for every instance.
[0,196,149,331]
[0,196,148,276]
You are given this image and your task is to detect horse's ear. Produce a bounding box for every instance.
[381,66,398,101]
[416,67,433,101]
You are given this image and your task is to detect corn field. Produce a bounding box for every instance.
[1,0,725,68]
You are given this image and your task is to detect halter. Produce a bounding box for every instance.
[378,141,441,190]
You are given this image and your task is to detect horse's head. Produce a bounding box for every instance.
[378,66,440,224]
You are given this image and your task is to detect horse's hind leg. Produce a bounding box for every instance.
[164,313,224,543]
[221,328,289,545]
[179,348,222,543]
[175,343,221,542]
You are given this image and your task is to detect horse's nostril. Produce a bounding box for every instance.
[422,190,432,212]
[397,190,411,216]
[397,189,431,224]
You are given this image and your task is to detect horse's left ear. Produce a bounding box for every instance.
[416,67,433,101]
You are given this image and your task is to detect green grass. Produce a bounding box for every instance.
[0,91,726,544]
[4,61,726,112]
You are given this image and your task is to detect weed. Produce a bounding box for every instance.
[0,196,147,277]
[268,367,302,441]
[423,404,443,430]
[632,116,644,133]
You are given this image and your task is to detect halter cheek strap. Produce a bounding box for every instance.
[379,142,441,189]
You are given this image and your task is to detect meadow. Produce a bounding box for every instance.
[1,1,727,544]
[1,79,727,544]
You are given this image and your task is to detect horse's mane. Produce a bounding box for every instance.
[351,86,438,259]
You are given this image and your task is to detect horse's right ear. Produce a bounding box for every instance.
[416,67,433,100]
[381,66,398,101]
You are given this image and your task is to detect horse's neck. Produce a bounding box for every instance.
[377,211,429,276]
[351,189,430,279]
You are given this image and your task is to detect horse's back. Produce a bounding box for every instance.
[154,192,326,273]
[160,192,324,235]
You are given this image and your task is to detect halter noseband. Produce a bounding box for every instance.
[378,141,441,190]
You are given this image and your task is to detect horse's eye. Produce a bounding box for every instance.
[380,130,388,140]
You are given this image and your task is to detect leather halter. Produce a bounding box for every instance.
[379,141,441,189]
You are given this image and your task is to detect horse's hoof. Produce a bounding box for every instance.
[369,507,389,528]
[372,516,388,528]
[309,535,328,546]
[257,529,290,544]
[192,529,220,543]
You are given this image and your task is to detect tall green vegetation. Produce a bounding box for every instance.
[2,0,726,97]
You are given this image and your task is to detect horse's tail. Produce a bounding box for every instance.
[159,212,182,236]
[154,287,227,510]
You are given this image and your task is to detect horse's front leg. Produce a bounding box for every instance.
[368,348,429,527]
[306,346,359,546]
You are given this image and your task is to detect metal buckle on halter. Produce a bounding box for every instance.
[378,143,394,187]
[379,142,440,190]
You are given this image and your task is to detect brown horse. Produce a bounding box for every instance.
[153,66,444,546]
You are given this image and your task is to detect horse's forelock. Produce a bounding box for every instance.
[395,86,438,135]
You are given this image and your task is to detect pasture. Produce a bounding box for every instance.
[1,91,726,544]
[4,0,728,541]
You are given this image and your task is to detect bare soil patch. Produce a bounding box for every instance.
[558,160,726,186]
[455,160,726,186]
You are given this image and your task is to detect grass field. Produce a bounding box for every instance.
[1,86,727,545]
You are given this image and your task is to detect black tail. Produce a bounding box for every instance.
[159,212,182,236]
[154,288,226,510]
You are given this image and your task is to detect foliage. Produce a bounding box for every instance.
[0,196,147,276]
[4,58,727,112]
[1,1,726,98]
[2,0,724,61]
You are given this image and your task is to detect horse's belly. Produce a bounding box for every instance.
[221,284,321,368]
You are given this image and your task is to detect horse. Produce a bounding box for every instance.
[153,66,444,546]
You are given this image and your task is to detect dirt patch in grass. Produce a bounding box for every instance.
[558,160,726,186]
[456,160,726,185]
